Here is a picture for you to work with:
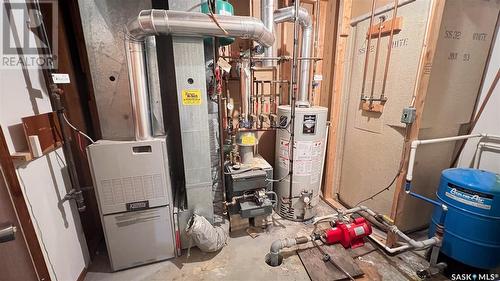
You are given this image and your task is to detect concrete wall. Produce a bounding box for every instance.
[0,1,89,280]
[458,28,500,173]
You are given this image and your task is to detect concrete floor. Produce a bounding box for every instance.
[84,200,442,281]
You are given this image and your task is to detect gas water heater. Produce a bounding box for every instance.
[275,105,328,220]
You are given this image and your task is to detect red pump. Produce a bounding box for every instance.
[324,217,372,249]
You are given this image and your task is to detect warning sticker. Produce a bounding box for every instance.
[182,89,202,105]
[241,134,256,145]
[279,139,290,169]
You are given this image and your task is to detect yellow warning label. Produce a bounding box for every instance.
[182,89,202,105]
[241,134,256,145]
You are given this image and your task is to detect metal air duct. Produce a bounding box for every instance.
[261,0,274,66]
[125,9,275,140]
[274,6,312,107]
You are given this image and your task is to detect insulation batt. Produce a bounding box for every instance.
[185,214,228,252]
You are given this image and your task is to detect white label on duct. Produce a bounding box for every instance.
[51,73,70,84]
[313,74,323,81]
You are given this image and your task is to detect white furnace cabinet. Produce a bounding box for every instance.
[87,138,176,271]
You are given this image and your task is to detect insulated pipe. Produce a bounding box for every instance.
[125,9,274,140]
[240,59,252,126]
[261,0,274,66]
[370,235,411,254]
[274,6,313,107]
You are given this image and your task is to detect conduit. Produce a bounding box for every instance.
[274,6,313,107]
[125,9,274,140]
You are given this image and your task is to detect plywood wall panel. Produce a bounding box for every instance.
[337,0,430,215]
[336,0,500,230]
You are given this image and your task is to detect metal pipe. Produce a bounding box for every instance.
[240,60,252,126]
[368,16,384,107]
[261,0,274,66]
[361,0,377,96]
[274,6,313,107]
[380,0,399,99]
[125,9,274,140]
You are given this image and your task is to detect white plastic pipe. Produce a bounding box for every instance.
[406,133,493,181]
[474,142,500,169]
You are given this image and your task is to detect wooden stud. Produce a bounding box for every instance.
[387,0,447,246]
[322,0,351,200]
[366,16,403,39]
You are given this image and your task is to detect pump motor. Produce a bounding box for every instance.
[324,217,372,249]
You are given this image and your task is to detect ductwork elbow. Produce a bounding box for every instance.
[126,10,162,41]
[273,6,312,29]
[249,17,275,48]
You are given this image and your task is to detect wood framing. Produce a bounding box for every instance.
[387,0,447,246]
[322,0,351,200]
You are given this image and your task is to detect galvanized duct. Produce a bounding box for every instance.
[261,0,274,66]
[125,9,275,140]
[274,6,312,107]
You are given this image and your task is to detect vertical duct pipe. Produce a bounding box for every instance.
[274,6,313,107]
[261,0,274,66]
[240,59,252,126]
[125,10,274,140]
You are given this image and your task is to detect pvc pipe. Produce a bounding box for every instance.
[474,142,500,168]
[369,235,411,254]
[407,133,483,181]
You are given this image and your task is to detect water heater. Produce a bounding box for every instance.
[274,105,328,220]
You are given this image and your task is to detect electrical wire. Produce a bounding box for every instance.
[354,170,400,206]
[62,113,95,144]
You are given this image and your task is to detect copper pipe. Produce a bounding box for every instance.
[380,0,399,99]
[369,16,385,106]
[361,0,378,95]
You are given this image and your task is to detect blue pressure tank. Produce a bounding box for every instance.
[429,168,500,269]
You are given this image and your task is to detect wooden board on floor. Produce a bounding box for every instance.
[298,243,364,281]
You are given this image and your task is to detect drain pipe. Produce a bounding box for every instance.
[274,6,313,107]
[125,10,274,140]
[267,235,318,266]
[267,205,442,264]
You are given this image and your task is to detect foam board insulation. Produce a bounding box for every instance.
[336,0,499,230]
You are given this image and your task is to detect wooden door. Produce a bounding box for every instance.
[0,170,38,281]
